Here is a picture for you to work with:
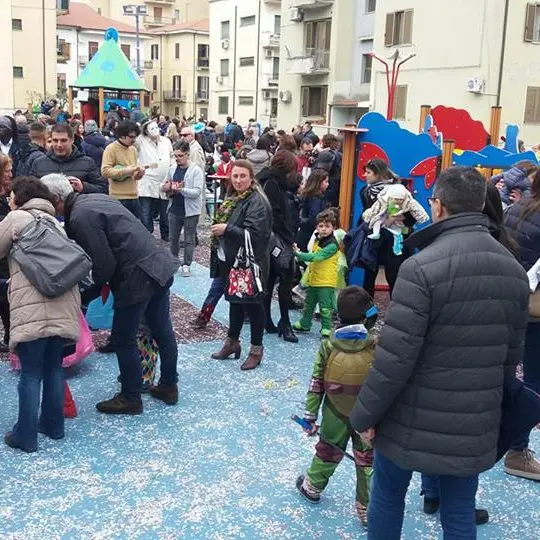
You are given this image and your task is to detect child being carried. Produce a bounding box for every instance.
[362,183,428,255]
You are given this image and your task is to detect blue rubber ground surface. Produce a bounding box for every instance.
[0,262,539,539]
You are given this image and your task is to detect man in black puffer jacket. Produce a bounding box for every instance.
[350,167,529,539]
[31,124,107,194]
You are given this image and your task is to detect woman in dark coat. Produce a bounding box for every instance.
[504,170,540,480]
[211,160,272,371]
[257,150,299,342]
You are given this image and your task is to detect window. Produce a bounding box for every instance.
[121,44,131,60]
[154,7,163,23]
[301,86,328,117]
[88,41,99,60]
[361,54,372,84]
[239,56,255,67]
[200,108,208,119]
[272,57,280,78]
[274,15,281,35]
[221,21,230,39]
[175,106,180,117]
[152,75,158,91]
[524,4,540,43]
[175,9,180,21]
[239,96,254,106]
[57,38,70,61]
[366,0,376,13]
[172,75,181,97]
[524,86,540,123]
[57,73,67,92]
[305,19,331,52]
[218,96,229,115]
[13,66,23,78]
[57,0,69,10]
[151,44,159,60]
[271,97,278,117]
[198,44,209,68]
[240,15,255,27]
[175,43,180,59]
[12,19,22,31]
[220,59,230,76]
[392,85,408,119]
[384,10,413,46]
[197,76,209,100]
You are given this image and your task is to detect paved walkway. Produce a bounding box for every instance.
[0,262,539,539]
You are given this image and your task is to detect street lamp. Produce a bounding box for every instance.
[123,4,147,77]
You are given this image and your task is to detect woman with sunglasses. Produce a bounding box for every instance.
[360,159,417,298]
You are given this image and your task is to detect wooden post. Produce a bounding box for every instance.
[490,106,502,147]
[338,128,360,231]
[419,104,432,133]
[139,90,146,110]
[98,87,105,128]
[441,140,455,171]
[67,87,73,116]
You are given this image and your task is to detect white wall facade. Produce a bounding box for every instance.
[371,0,540,144]
[209,0,282,126]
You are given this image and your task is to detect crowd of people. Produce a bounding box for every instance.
[0,105,540,539]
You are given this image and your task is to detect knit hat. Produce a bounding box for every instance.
[84,120,98,135]
[337,286,373,325]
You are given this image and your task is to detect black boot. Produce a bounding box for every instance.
[423,496,489,525]
[278,321,298,343]
[96,393,143,415]
[150,382,178,405]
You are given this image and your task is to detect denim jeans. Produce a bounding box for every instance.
[119,198,142,221]
[111,280,178,400]
[368,452,478,540]
[203,277,226,308]
[421,473,440,499]
[140,197,169,239]
[511,321,540,451]
[169,213,199,266]
[11,337,66,451]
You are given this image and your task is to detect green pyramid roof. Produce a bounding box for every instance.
[73,28,147,91]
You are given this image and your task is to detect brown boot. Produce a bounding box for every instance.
[240,345,263,370]
[211,338,241,360]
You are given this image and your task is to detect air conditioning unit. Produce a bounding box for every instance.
[290,7,303,22]
[263,90,272,100]
[221,39,230,49]
[279,90,292,103]
[265,49,273,59]
[216,75,223,84]
[467,77,484,94]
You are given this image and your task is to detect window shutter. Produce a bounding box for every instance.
[403,10,413,44]
[384,13,395,46]
[305,22,314,50]
[393,85,408,119]
[525,3,536,42]
[301,87,310,117]
[321,86,328,118]
[524,86,539,123]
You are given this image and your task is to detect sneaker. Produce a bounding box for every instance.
[422,496,489,526]
[150,382,178,405]
[181,265,191,277]
[504,448,540,481]
[296,475,320,504]
[96,393,143,415]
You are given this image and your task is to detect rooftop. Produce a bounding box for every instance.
[57,2,147,35]
[149,18,209,35]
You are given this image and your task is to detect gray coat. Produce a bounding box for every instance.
[350,213,529,476]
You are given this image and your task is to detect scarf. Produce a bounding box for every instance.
[211,187,254,247]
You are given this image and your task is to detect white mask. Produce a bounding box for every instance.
[147,122,160,139]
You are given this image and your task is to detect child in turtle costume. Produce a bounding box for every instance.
[296,286,378,526]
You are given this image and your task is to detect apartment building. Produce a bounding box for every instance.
[371,0,540,143]
[0,0,58,114]
[209,0,283,126]
[144,19,210,119]
[277,0,375,130]
[57,2,150,102]
[85,0,208,30]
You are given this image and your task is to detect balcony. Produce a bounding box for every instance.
[197,58,209,70]
[145,0,175,4]
[143,15,175,27]
[262,32,280,49]
[163,91,187,102]
[286,49,330,75]
[291,0,333,8]
[196,91,209,103]
[57,42,71,63]
[261,74,279,89]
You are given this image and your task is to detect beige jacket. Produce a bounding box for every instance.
[0,199,80,350]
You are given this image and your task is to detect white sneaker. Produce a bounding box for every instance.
[181,265,191,277]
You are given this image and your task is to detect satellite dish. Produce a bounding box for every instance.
[105,28,119,42]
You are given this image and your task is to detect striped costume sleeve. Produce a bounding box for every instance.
[304,339,332,421]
